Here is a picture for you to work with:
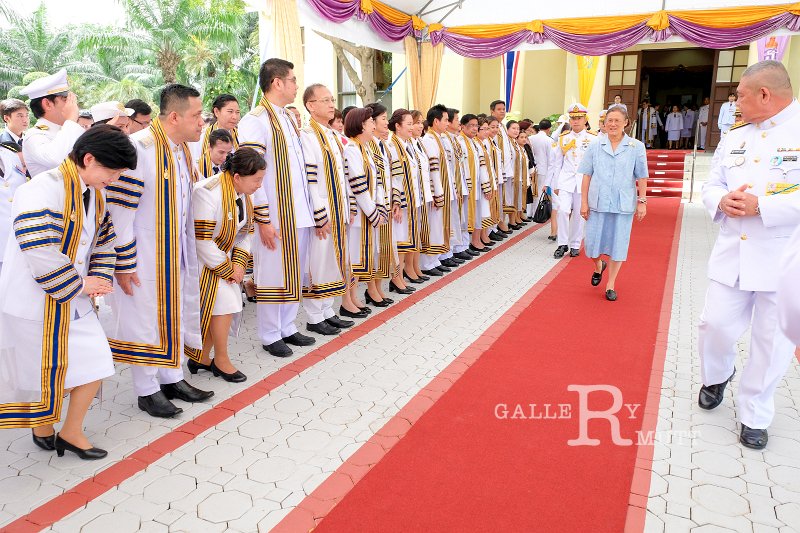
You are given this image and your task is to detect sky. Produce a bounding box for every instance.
[7,0,126,27]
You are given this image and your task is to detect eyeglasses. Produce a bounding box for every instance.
[307,97,335,104]
[131,117,151,127]
[478,127,489,131]
[281,77,298,84]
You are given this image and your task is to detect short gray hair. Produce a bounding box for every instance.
[606,104,629,121]
[741,60,792,93]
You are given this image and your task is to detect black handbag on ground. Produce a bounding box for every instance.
[532,190,552,223]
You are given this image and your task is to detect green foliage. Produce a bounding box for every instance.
[0,1,259,112]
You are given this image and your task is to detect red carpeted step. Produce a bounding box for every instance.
[312,199,683,532]
[650,169,684,180]
[648,160,684,171]
[648,178,685,188]
[647,187,684,198]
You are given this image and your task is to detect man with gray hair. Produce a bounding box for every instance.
[697,60,800,450]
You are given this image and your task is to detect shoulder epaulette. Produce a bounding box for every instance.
[0,141,21,153]
[138,133,155,148]
[35,123,49,131]
[204,176,221,190]
[730,121,750,131]
[587,130,598,136]
[250,106,265,117]
[559,131,569,137]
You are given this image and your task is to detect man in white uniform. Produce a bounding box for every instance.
[529,119,558,240]
[238,58,316,358]
[20,69,84,177]
[698,61,800,450]
[107,84,214,418]
[447,108,473,262]
[0,142,27,275]
[491,100,514,238]
[697,97,710,150]
[778,225,800,346]
[717,93,738,135]
[550,104,596,258]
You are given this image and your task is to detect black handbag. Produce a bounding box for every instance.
[532,190,552,223]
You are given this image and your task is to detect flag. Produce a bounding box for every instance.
[501,51,521,111]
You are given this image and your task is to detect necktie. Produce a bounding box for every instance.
[17,137,23,148]
[83,189,91,214]
[235,197,244,223]
[213,165,220,175]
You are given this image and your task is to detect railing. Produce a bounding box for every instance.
[688,116,702,203]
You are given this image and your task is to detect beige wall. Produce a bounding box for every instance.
[562,53,608,130]
[516,50,567,122]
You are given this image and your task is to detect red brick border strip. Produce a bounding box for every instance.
[4,221,547,532]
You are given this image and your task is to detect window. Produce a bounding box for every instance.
[716,48,748,83]
[609,54,638,86]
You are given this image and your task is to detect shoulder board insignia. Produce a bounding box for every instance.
[35,123,49,131]
[139,133,155,148]
[551,142,557,148]
[0,141,21,153]
[559,131,569,137]
[587,130,598,136]
[250,106,265,117]
[730,121,750,131]
[204,176,221,190]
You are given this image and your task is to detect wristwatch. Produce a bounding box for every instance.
[637,197,647,204]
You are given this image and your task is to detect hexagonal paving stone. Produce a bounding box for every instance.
[142,474,196,505]
[286,429,333,452]
[320,406,361,425]
[195,444,244,468]
[247,456,297,483]
[197,490,252,523]
[349,386,386,403]
[303,378,343,393]
[104,419,151,441]
[83,511,141,533]
[691,485,749,516]
[692,450,746,478]
[274,397,314,414]
[767,465,800,493]
[0,475,39,502]
[238,418,282,439]
[775,501,800,527]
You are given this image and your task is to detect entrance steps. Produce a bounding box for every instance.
[645,149,713,199]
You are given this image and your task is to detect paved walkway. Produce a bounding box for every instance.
[1,202,798,532]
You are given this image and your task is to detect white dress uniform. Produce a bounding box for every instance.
[0,166,115,427]
[420,133,449,270]
[681,109,696,139]
[238,99,314,345]
[665,112,684,142]
[22,118,84,178]
[530,131,552,199]
[698,104,710,149]
[699,100,800,429]
[777,224,800,345]
[549,127,595,250]
[0,144,27,274]
[105,123,202,396]
[299,121,349,324]
[637,106,662,147]
[718,101,737,135]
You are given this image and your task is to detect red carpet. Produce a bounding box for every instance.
[311,199,682,532]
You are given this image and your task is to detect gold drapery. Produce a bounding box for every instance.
[403,35,444,113]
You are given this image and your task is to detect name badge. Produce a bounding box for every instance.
[730,149,746,155]
[767,182,800,195]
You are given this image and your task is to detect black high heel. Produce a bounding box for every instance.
[389,281,414,294]
[340,305,369,319]
[364,290,390,307]
[403,272,423,284]
[481,240,495,247]
[187,359,212,375]
[210,360,247,383]
[32,430,55,451]
[55,434,107,460]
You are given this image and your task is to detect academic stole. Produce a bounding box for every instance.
[186,172,253,363]
[412,139,431,250]
[429,132,452,250]
[641,109,652,144]
[349,138,379,281]
[199,124,240,178]
[460,132,478,232]
[449,133,465,213]
[0,158,100,429]
[369,139,394,278]
[480,139,499,227]
[508,143,524,214]
[307,119,350,294]
[254,95,302,302]
[390,135,419,252]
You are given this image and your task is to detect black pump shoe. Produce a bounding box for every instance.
[32,430,55,451]
[364,290,390,307]
[55,434,107,460]
[210,360,247,383]
[187,359,212,375]
[339,306,369,319]
[389,281,414,294]
[403,272,424,284]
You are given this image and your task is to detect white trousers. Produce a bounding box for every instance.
[556,190,584,248]
[698,280,796,428]
[698,124,708,149]
[257,227,311,345]
[303,297,335,325]
[420,254,441,270]
[458,196,470,250]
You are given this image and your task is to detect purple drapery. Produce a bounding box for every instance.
[306,0,416,41]
[544,24,655,56]
[669,13,800,49]
[430,30,537,59]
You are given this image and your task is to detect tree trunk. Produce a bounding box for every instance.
[315,32,377,105]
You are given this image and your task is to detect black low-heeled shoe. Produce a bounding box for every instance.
[591,260,607,287]
[210,360,247,383]
[417,274,430,281]
[481,240,495,247]
[32,430,56,451]
[55,434,108,460]
[605,289,618,302]
[339,305,369,319]
[187,359,212,375]
[364,290,390,307]
[403,272,424,284]
[389,281,414,294]
[359,305,372,314]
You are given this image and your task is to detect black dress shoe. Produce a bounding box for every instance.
[591,260,607,287]
[698,369,736,410]
[450,256,466,264]
[359,305,372,314]
[187,359,212,375]
[481,240,495,247]
[307,321,340,336]
[326,315,355,328]
[32,430,55,451]
[404,272,424,283]
[417,274,430,281]
[569,248,580,257]
[422,268,443,277]
[210,360,247,383]
[382,296,394,304]
[435,264,451,273]
[548,235,557,241]
[520,217,531,222]
[554,245,568,258]
[489,232,503,242]
[740,424,768,450]
[161,380,215,403]
[510,223,522,230]
[605,289,618,301]
[339,306,368,319]
[138,390,183,418]
[455,251,473,260]
[55,435,107,460]
[443,258,460,267]
[284,332,317,346]
[468,244,485,254]
[264,340,293,357]
[389,281,414,294]
[364,290,391,307]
